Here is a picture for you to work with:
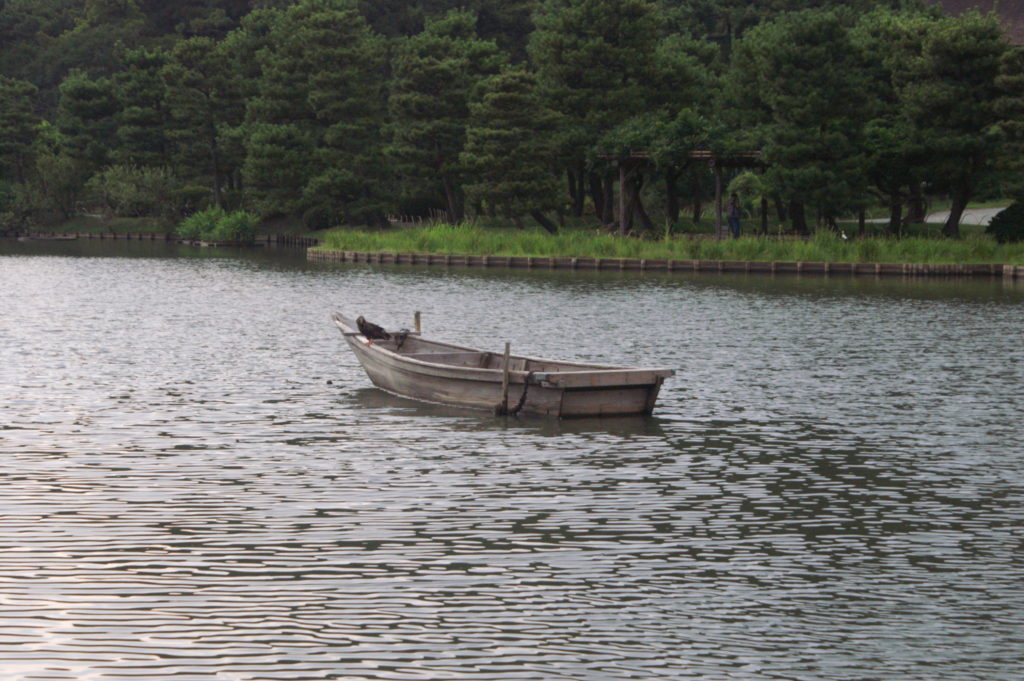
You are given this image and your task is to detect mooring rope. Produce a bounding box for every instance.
[507,371,534,416]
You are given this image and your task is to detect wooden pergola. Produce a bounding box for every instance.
[604,150,764,238]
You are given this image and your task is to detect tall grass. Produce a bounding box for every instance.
[317,223,1024,265]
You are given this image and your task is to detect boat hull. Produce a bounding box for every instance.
[335,314,672,418]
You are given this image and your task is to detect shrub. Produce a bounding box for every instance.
[176,206,257,244]
[210,210,257,243]
[985,203,1024,243]
[176,206,225,241]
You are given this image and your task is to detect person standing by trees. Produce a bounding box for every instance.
[727,192,741,238]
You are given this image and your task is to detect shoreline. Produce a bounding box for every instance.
[3,231,320,247]
[308,248,1024,280]
[6,230,1022,279]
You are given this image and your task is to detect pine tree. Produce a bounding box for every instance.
[461,68,561,231]
[57,69,120,169]
[721,8,870,233]
[301,0,388,226]
[113,46,171,168]
[387,10,504,223]
[529,0,661,222]
[0,76,40,184]
[241,0,386,222]
[163,36,245,207]
[895,10,1009,237]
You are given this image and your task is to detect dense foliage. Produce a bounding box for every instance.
[986,201,1024,242]
[177,205,257,243]
[2,0,1023,237]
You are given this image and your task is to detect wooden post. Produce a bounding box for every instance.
[414,311,421,334]
[618,161,627,235]
[497,342,511,415]
[713,159,723,239]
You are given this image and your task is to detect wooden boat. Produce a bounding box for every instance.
[333,312,674,418]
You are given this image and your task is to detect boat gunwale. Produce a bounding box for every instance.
[332,313,674,381]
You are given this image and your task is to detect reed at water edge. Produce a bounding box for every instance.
[316,223,1024,265]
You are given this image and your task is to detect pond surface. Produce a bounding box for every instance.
[1,239,1022,680]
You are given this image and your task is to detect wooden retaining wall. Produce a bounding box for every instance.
[307,249,1024,279]
[5,232,319,247]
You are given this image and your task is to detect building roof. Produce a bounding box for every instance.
[934,1,1024,43]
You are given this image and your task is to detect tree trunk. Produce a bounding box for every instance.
[601,174,614,226]
[789,199,807,235]
[568,166,585,217]
[511,214,525,230]
[619,163,628,235]
[665,167,680,224]
[858,209,866,237]
[633,174,654,232]
[208,119,222,208]
[530,210,558,234]
[943,190,970,238]
[774,196,787,223]
[589,172,604,220]
[888,194,902,236]
[567,168,577,215]
[691,196,702,223]
[761,196,769,235]
[713,163,722,238]
[441,175,462,223]
[906,183,926,224]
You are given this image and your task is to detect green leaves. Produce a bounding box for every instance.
[0,75,38,182]
[387,10,503,222]
[461,68,561,222]
[723,8,871,222]
[176,205,257,243]
[241,0,387,221]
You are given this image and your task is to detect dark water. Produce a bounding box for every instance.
[1,239,1022,680]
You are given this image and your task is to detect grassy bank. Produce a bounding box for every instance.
[11,215,323,239]
[26,215,175,235]
[317,223,1024,265]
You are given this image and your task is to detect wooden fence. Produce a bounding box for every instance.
[308,249,1024,279]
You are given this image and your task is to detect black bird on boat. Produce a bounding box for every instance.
[356,316,391,340]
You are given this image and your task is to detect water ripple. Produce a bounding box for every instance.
[1,243,1022,680]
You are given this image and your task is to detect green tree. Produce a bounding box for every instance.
[113,46,171,168]
[461,68,561,231]
[26,134,87,222]
[300,0,388,226]
[40,0,146,85]
[0,76,40,184]
[604,32,714,232]
[57,69,120,169]
[241,4,320,216]
[721,8,870,233]
[241,0,385,222]
[387,10,503,223]
[529,0,661,223]
[994,45,1024,198]
[163,36,244,207]
[137,0,250,37]
[851,8,926,235]
[895,10,1009,237]
[0,0,80,97]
